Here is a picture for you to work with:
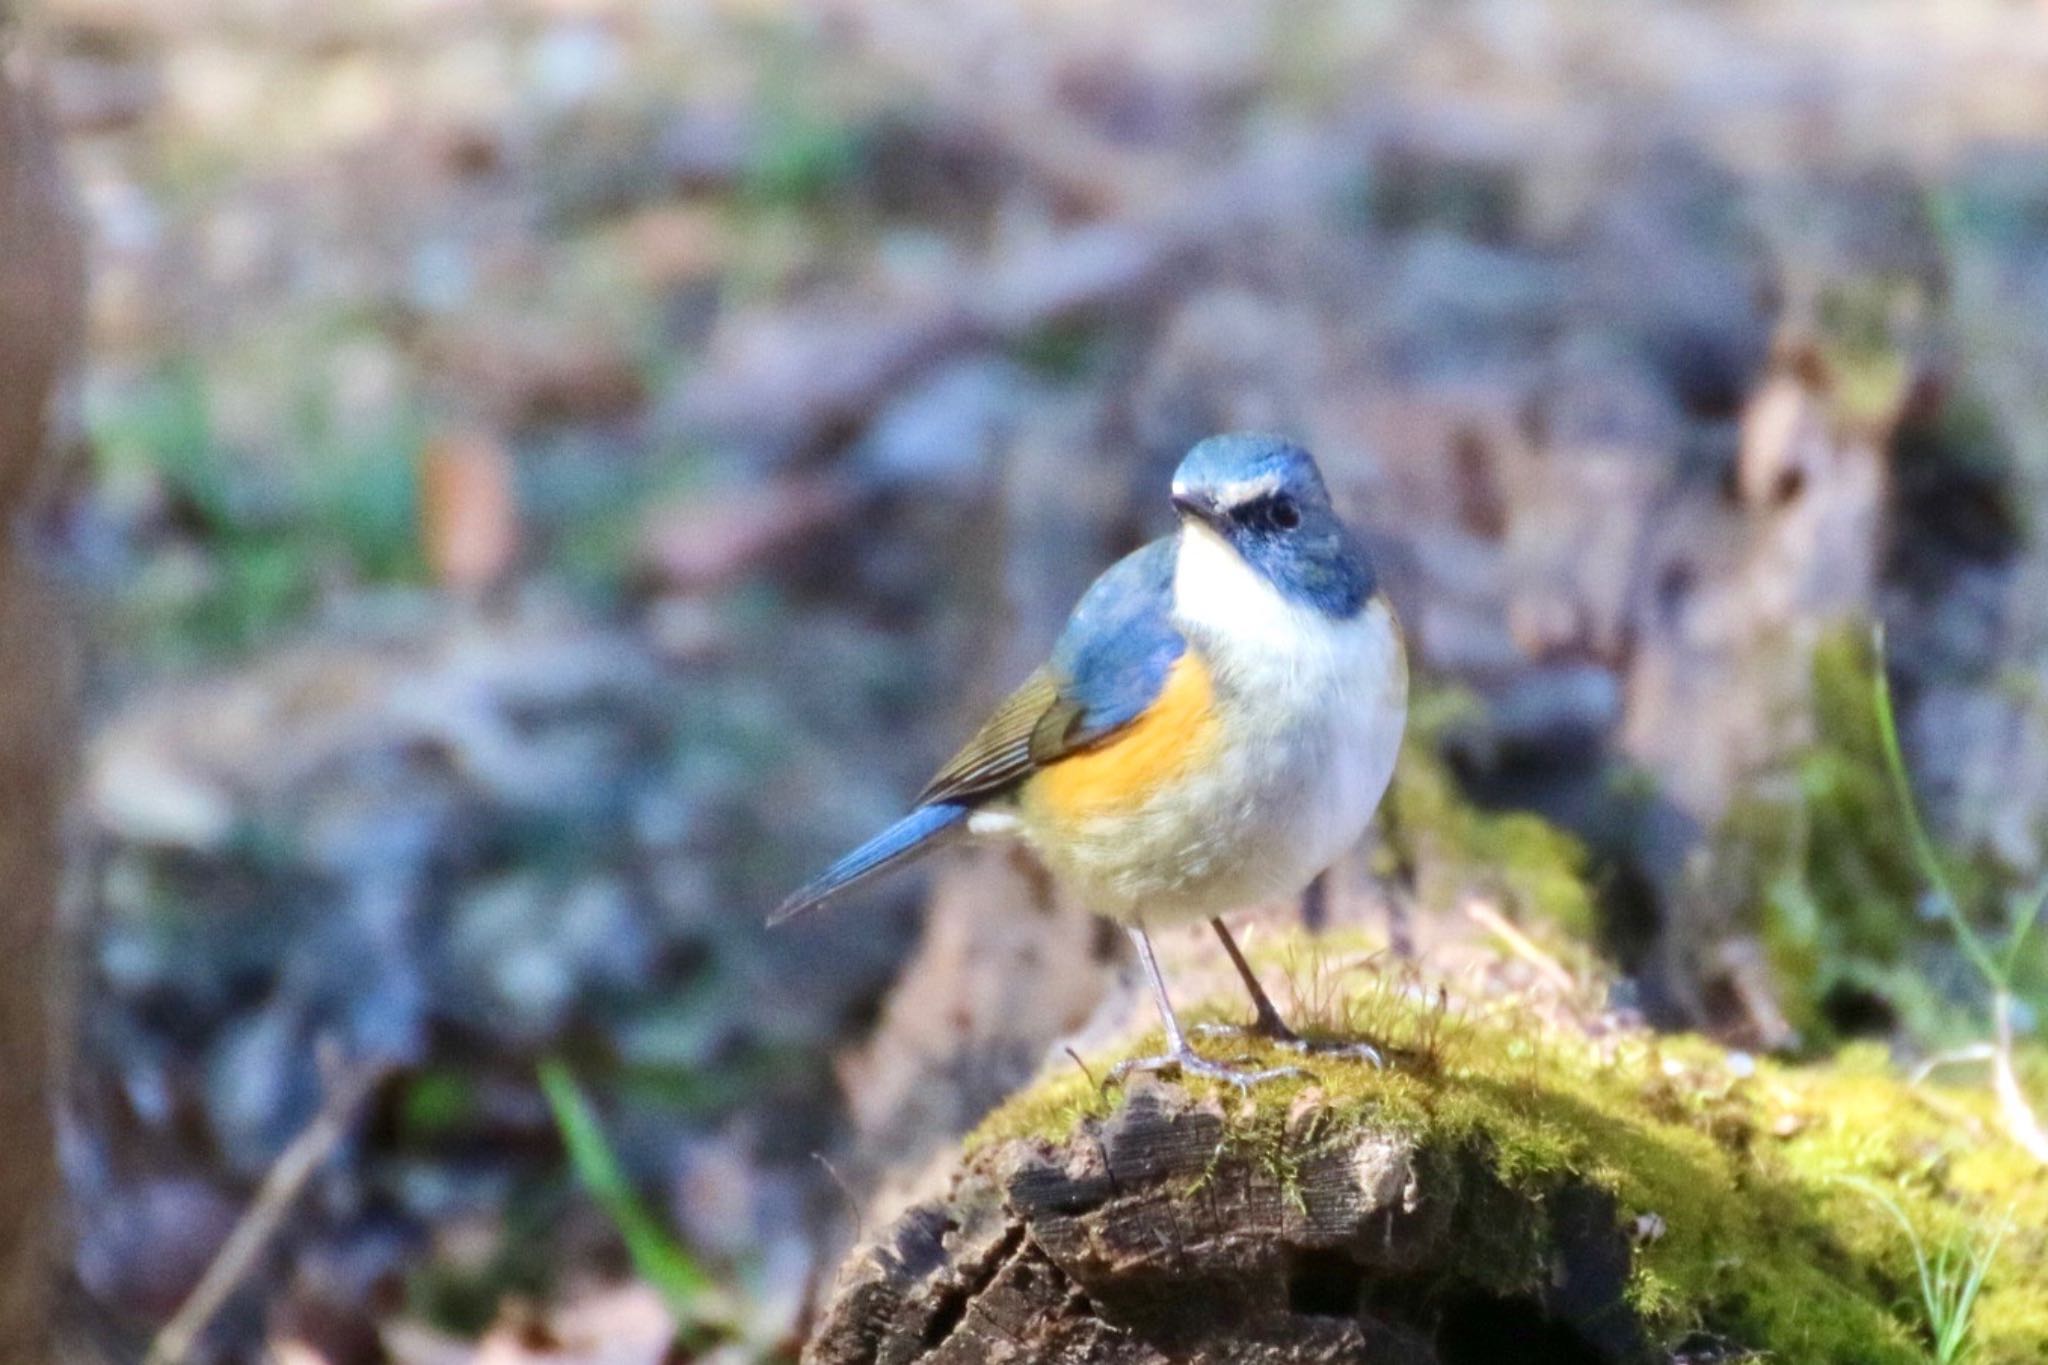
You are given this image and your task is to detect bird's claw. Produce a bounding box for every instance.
[1191,1020,1384,1069]
[1108,1047,1307,1091]
[1301,1038,1386,1068]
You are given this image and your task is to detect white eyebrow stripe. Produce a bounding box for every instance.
[1219,474,1284,504]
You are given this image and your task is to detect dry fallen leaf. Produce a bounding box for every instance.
[428,323,647,429]
[420,429,522,595]
[616,205,726,289]
[465,1285,676,1365]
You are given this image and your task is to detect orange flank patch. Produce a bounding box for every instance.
[1027,650,1220,824]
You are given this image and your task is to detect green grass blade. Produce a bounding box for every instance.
[1836,1176,2008,1365]
[1943,1214,2010,1364]
[2003,877,2048,981]
[1870,627,2005,990]
[1835,1177,1944,1352]
[538,1057,715,1319]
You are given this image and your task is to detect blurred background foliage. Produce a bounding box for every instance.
[28,0,2048,1359]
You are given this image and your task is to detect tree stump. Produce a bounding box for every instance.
[803,969,2048,1365]
[808,1081,1651,1365]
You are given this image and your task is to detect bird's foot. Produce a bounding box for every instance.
[1108,1045,1307,1091]
[1192,1019,1384,1069]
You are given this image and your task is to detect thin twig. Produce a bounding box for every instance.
[1463,896,1576,995]
[1909,1044,1997,1087]
[1908,1000,2048,1166]
[143,1056,389,1365]
[1990,992,2048,1166]
[812,1152,866,1246]
[1870,630,2044,1166]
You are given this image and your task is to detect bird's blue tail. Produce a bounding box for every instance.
[769,802,971,925]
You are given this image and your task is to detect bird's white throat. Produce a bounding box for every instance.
[1171,520,1324,661]
[1170,517,1402,717]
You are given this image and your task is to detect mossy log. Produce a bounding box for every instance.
[811,1080,1654,1365]
[807,969,2048,1365]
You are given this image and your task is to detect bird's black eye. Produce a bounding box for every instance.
[1232,492,1303,533]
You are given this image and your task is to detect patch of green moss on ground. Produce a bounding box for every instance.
[1808,268,1945,435]
[1379,689,1600,942]
[972,975,2048,1365]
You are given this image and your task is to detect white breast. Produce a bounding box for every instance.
[1160,523,1408,915]
[1002,525,1406,923]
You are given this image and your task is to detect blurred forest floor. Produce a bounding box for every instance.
[28,0,2048,1360]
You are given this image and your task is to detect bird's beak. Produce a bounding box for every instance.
[1172,489,1228,533]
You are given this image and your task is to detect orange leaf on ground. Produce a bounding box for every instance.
[420,429,522,595]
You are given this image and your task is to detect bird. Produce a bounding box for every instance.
[773,433,1408,1086]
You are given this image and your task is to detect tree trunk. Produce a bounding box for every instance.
[0,37,85,1365]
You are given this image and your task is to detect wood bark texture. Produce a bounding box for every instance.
[0,40,84,1365]
[806,1082,1655,1365]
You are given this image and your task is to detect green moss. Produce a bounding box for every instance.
[88,356,430,662]
[972,970,2048,1364]
[1814,276,1925,432]
[1378,688,1599,942]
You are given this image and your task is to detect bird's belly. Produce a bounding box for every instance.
[1018,598,1407,923]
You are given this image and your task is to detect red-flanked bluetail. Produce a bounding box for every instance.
[775,433,1407,1086]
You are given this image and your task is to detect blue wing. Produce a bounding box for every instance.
[919,535,1185,803]
[1044,536,1187,748]
[771,537,1185,924]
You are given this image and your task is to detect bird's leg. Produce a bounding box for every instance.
[1197,915,1384,1068]
[1109,924,1305,1090]
[1207,915,1297,1040]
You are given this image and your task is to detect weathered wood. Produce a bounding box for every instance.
[0,38,85,1365]
[807,1082,1651,1365]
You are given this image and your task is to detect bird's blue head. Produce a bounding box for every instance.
[1169,433,1375,619]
